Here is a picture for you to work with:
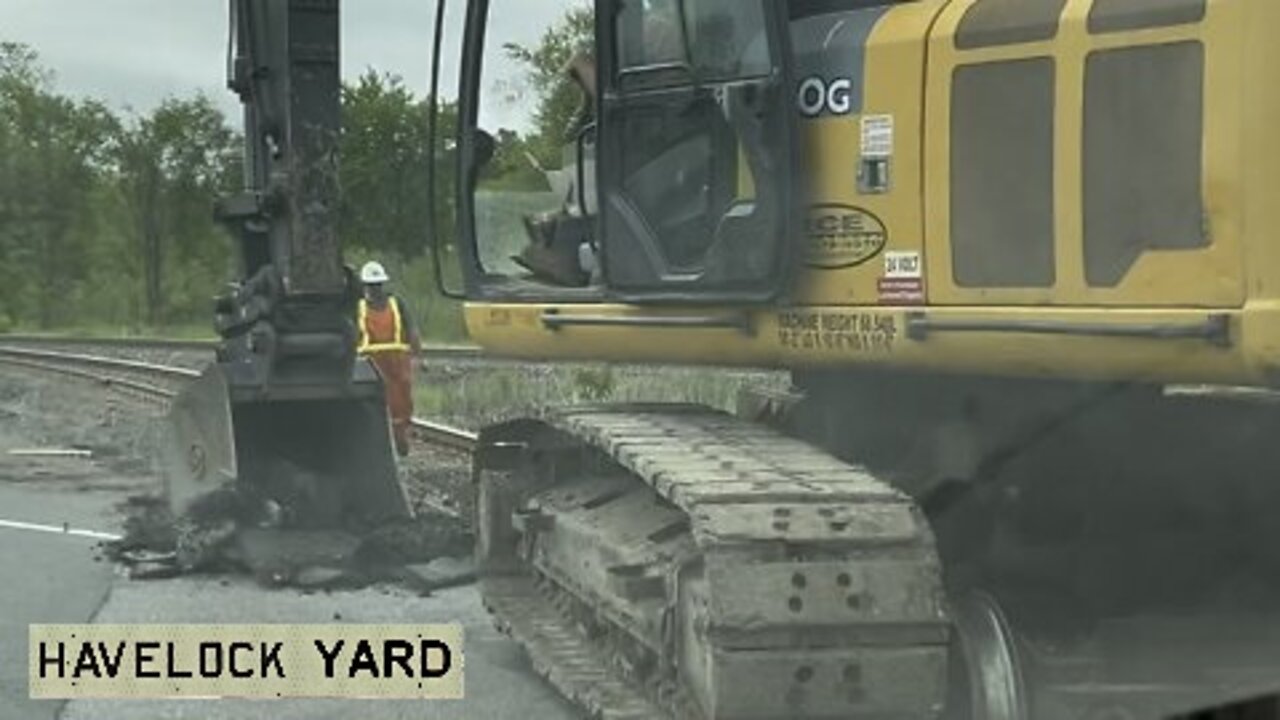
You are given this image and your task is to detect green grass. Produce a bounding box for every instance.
[3,318,788,430]
[415,363,788,428]
[9,254,469,345]
[413,381,452,418]
[474,189,561,275]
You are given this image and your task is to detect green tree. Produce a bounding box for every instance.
[502,4,594,167]
[480,128,546,191]
[0,42,119,328]
[0,41,46,89]
[0,41,462,338]
[115,96,240,325]
[340,70,459,260]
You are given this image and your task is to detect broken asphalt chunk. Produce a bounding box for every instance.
[399,556,478,593]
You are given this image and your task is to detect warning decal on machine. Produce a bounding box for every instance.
[778,311,898,354]
[878,278,925,305]
[879,251,924,305]
[861,115,894,159]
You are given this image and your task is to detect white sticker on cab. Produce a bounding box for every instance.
[884,251,922,279]
[861,115,894,159]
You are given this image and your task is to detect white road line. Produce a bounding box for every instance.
[0,519,120,541]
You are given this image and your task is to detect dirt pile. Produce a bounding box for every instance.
[106,487,474,594]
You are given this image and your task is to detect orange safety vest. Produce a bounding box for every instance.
[357,297,410,354]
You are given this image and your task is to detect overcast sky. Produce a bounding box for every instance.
[0,0,580,131]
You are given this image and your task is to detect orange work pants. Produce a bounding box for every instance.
[368,350,414,456]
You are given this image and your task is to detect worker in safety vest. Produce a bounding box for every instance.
[356,261,422,457]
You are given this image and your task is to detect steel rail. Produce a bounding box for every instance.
[0,334,217,352]
[0,344,478,454]
[410,418,478,453]
[0,346,199,380]
[0,355,178,401]
[0,334,485,360]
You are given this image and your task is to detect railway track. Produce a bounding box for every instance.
[0,333,486,362]
[0,342,479,452]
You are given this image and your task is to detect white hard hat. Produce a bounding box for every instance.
[360,261,389,284]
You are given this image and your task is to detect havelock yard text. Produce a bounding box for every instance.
[29,624,464,699]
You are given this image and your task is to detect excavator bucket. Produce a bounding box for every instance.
[162,362,411,530]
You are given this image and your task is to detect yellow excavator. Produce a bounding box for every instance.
[432,0,1280,718]
[169,0,1280,717]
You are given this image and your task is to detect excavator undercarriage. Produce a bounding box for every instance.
[474,380,1280,720]
[475,405,949,719]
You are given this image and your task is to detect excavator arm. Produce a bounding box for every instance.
[162,0,409,545]
[219,0,350,375]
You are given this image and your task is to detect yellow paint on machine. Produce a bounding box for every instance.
[464,0,1280,391]
[791,1,941,307]
[466,302,1280,387]
[922,0,1245,307]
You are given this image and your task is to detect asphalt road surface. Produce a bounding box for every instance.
[61,578,579,720]
[0,373,580,720]
[0,472,580,720]
[0,485,119,720]
[0,479,579,720]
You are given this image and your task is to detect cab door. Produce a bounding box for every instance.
[596,0,797,303]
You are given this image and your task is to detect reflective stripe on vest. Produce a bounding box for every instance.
[357,297,410,354]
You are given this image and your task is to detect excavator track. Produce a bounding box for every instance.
[476,404,950,719]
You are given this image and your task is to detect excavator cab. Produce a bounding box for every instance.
[447,0,799,309]
[162,0,409,536]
